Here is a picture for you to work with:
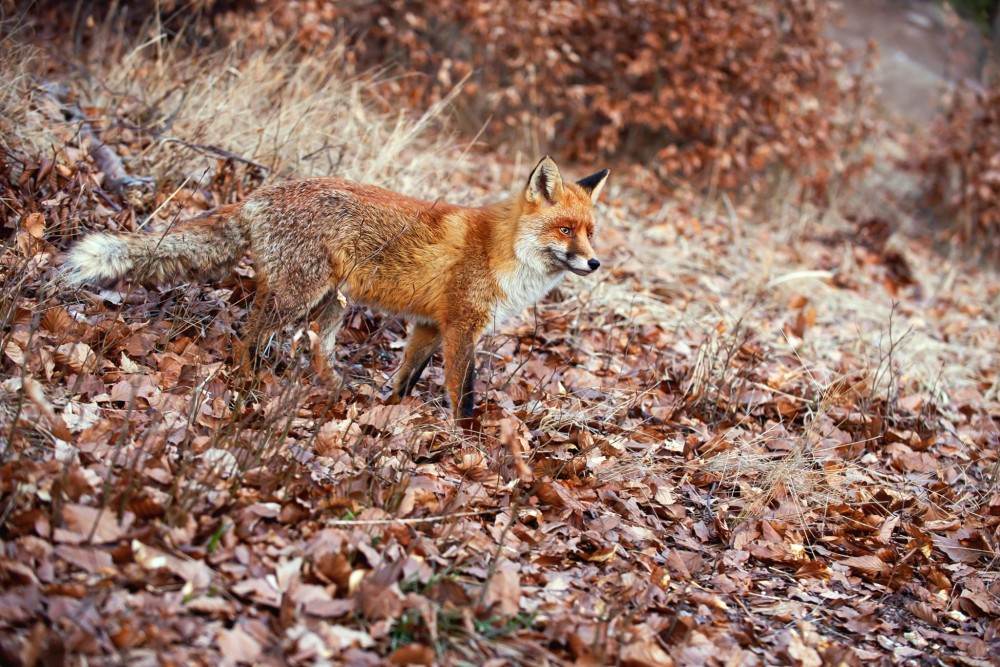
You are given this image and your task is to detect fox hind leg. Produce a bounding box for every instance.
[240,261,350,383]
[242,287,284,372]
[312,289,346,379]
[314,290,346,361]
[393,323,442,399]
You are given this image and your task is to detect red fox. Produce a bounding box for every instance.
[63,156,609,423]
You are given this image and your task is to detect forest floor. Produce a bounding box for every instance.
[0,3,997,666]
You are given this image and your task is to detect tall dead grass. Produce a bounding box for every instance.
[78,39,462,197]
[3,8,464,200]
[0,20,58,157]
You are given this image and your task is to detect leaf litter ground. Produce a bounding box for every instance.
[1,20,999,667]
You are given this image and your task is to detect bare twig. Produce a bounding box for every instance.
[325,508,503,526]
[158,137,272,173]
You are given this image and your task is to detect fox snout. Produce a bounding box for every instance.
[570,233,601,274]
[562,252,600,275]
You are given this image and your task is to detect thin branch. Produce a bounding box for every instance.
[158,137,272,173]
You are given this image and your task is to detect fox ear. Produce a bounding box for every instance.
[525,156,563,205]
[576,169,610,204]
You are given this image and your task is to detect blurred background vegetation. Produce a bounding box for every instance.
[950,0,998,25]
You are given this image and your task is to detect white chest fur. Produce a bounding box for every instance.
[489,265,565,333]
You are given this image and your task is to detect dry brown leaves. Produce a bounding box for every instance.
[1,5,999,667]
[918,82,1000,255]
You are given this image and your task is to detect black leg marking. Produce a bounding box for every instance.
[399,354,434,398]
[460,361,475,419]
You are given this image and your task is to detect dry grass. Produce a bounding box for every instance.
[602,179,999,399]
[4,10,465,203]
[0,20,60,158]
[85,40,464,194]
[698,400,864,521]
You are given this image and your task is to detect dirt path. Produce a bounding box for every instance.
[828,0,985,125]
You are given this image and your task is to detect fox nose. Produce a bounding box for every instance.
[588,258,601,271]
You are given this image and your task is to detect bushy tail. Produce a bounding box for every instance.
[62,204,247,288]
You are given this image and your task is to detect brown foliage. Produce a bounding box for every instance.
[213,0,876,193]
[918,83,1000,253]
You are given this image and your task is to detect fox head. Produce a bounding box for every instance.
[516,156,610,276]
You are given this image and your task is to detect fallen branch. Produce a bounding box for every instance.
[323,508,502,526]
[42,82,155,195]
[85,133,154,194]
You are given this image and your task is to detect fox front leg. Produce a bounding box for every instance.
[393,323,442,399]
[442,325,480,426]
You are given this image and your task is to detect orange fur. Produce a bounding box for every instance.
[63,157,610,422]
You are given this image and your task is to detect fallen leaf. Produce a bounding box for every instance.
[621,640,674,667]
[389,643,435,665]
[54,545,113,574]
[217,625,262,665]
[841,554,890,577]
[61,504,133,544]
[483,567,521,616]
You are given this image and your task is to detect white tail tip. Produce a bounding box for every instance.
[61,234,132,286]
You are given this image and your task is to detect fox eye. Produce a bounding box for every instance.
[559,227,572,236]
[587,230,594,240]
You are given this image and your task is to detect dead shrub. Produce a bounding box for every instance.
[197,0,878,197]
[917,83,1000,255]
